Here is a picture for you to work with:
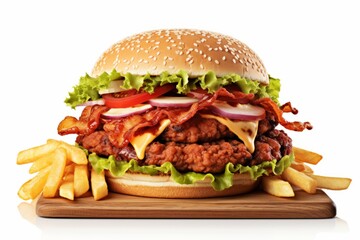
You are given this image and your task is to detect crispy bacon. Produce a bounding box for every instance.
[58,87,311,151]
[280,102,298,114]
[58,105,109,135]
[253,98,312,131]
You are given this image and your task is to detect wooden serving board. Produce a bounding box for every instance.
[36,189,336,218]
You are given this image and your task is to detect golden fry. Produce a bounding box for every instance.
[74,165,89,197]
[293,147,323,165]
[28,152,56,174]
[63,163,75,176]
[91,169,108,200]
[262,176,295,197]
[18,166,51,200]
[48,139,87,165]
[43,148,67,198]
[62,144,87,165]
[17,141,60,165]
[310,175,352,190]
[59,173,74,200]
[282,167,317,194]
[290,161,305,172]
[303,164,314,174]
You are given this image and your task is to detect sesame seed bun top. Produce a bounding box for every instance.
[92,29,269,85]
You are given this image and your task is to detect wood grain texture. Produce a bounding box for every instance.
[36,189,336,219]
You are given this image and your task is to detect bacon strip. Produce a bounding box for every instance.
[57,87,311,151]
[254,98,312,131]
[58,105,109,135]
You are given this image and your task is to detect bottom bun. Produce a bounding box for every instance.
[106,172,259,198]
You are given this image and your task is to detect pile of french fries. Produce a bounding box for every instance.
[17,139,108,201]
[17,140,351,201]
[262,147,351,197]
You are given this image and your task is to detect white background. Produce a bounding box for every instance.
[1,0,359,239]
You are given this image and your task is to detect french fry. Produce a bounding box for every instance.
[290,161,305,172]
[282,167,317,194]
[310,175,352,190]
[262,176,295,197]
[59,173,74,200]
[43,147,67,198]
[91,169,108,200]
[28,152,56,174]
[293,147,323,165]
[18,166,51,200]
[48,139,87,165]
[17,141,60,165]
[303,164,314,174]
[74,165,90,197]
[61,143,87,165]
[63,163,75,176]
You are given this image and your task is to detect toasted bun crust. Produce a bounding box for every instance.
[92,29,268,84]
[106,172,258,198]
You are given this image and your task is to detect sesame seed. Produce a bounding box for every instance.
[200,64,204,69]
[208,56,212,61]
[232,59,236,64]
[222,56,226,61]
[167,46,171,50]
[215,60,219,64]
[138,59,143,63]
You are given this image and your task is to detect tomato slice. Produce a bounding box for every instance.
[102,84,175,108]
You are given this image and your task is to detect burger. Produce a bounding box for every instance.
[58,29,312,198]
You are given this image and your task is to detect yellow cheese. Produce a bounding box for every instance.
[200,114,259,153]
[130,119,171,160]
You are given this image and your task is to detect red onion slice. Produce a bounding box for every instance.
[149,96,198,108]
[210,101,265,121]
[101,104,153,119]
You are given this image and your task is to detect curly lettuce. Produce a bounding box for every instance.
[65,70,281,108]
[89,152,294,191]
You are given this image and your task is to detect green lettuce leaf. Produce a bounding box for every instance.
[65,70,281,108]
[89,152,294,191]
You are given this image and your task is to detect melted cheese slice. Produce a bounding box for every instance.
[130,119,171,160]
[200,114,259,153]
